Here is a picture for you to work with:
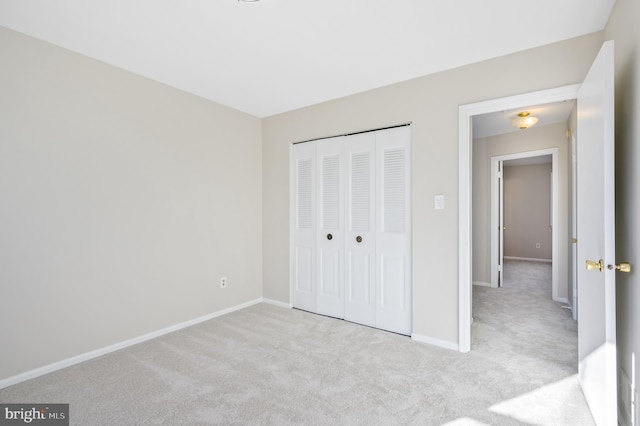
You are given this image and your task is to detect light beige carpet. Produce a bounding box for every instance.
[0,260,594,425]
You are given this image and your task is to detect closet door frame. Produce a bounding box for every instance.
[290,125,412,335]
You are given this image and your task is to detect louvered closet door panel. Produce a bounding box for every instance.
[375,126,412,335]
[316,137,345,318]
[344,132,376,327]
[292,142,317,313]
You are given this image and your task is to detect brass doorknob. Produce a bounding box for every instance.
[586,259,604,272]
[356,236,363,243]
[608,262,631,273]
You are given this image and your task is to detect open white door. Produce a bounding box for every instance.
[498,160,504,288]
[577,40,618,426]
[490,159,505,288]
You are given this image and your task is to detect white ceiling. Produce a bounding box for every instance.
[473,100,576,138]
[0,0,616,118]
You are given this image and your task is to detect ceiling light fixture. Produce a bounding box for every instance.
[511,111,539,130]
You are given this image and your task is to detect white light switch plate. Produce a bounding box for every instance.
[434,194,445,210]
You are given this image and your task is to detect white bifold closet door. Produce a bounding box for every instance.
[292,142,317,314]
[344,132,377,327]
[375,127,411,334]
[316,136,346,319]
[292,126,411,335]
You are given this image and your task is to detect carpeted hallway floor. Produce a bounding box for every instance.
[0,260,594,425]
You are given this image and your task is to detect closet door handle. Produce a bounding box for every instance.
[356,236,363,243]
[327,233,333,240]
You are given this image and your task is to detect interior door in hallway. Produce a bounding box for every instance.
[490,159,505,288]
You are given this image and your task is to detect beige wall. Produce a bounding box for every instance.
[472,123,569,298]
[263,33,603,344]
[604,0,640,420]
[471,137,490,285]
[0,27,263,381]
[503,163,552,260]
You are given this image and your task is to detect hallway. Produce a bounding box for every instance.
[470,259,592,424]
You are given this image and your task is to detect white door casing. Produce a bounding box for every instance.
[576,40,617,426]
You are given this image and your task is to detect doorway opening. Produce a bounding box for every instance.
[490,150,557,297]
[458,84,580,353]
[458,42,617,425]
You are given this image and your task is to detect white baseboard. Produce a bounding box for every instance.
[411,333,459,352]
[261,297,292,309]
[0,298,264,390]
[504,256,552,263]
[473,281,491,287]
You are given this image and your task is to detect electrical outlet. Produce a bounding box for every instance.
[220,277,227,289]
[535,243,541,249]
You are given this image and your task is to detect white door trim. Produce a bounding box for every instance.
[458,84,580,353]
[490,149,559,301]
